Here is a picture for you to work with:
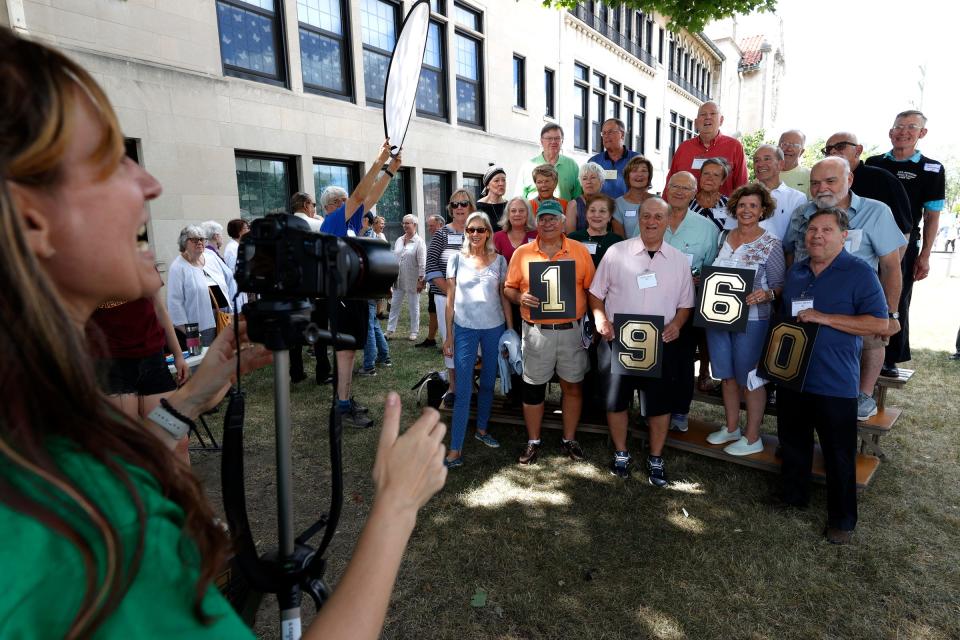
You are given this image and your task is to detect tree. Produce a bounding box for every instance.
[545,0,778,34]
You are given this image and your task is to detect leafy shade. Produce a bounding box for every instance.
[545,0,778,34]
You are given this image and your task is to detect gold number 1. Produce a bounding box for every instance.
[540,265,565,312]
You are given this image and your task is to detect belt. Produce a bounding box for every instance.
[525,320,574,330]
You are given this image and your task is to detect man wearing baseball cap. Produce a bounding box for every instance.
[504,200,596,464]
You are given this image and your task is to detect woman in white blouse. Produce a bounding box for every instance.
[166,225,232,347]
[386,214,426,341]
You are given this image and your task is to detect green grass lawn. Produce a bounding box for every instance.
[190,298,960,639]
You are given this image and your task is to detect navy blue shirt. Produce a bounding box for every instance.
[588,148,640,199]
[319,203,365,237]
[782,249,887,398]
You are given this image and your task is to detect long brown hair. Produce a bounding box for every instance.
[0,29,227,636]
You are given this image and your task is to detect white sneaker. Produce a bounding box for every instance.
[706,427,741,445]
[724,436,763,456]
[408,333,418,342]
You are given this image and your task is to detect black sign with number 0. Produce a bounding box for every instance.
[756,317,819,391]
[693,266,756,333]
[528,260,577,320]
[611,314,664,378]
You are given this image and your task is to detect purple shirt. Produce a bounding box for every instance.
[589,237,694,324]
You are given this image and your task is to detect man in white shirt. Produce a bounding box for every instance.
[753,144,807,241]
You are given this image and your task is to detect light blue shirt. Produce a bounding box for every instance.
[614,195,646,239]
[664,210,720,270]
[782,192,907,268]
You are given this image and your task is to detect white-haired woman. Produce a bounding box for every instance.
[200,219,238,308]
[386,214,426,341]
[167,225,231,347]
[442,211,513,467]
[565,162,605,233]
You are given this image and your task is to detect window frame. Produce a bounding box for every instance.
[544,67,556,118]
[312,158,359,199]
[573,62,590,151]
[416,18,448,120]
[422,170,453,226]
[216,0,289,87]
[453,7,485,129]
[361,0,401,107]
[234,151,299,219]
[297,0,354,100]
[512,53,526,110]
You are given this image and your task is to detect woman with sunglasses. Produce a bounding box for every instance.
[442,212,512,467]
[0,30,446,639]
[425,189,474,406]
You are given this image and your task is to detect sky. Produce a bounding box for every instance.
[724,0,957,162]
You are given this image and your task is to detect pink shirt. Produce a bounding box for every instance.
[493,229,538,264]
[589,237,694,324]
[664,131,748,196]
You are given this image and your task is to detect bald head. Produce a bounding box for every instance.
[810,157,853,209]
[824,131,863,170]
[667,171,697,210]
[695,102,723,141]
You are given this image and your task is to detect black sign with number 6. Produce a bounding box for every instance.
[611,314,664,378]
[528,260,577,320]
[693,266,756,333]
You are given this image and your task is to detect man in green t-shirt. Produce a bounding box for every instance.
[516,123,582,202]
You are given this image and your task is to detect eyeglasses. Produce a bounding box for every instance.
[668,184,695,192]
[187,237,205,244]
[450,201,470,208]
[892,124,922,131]
[541,136,563,143]
[600,129,623,137]
[465,227,488,234]
[779,142,803,150]
[822,141,857,155]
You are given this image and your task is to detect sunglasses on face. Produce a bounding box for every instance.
[450,201,470,208]
[187,237,205,244]
[465,227,488,234]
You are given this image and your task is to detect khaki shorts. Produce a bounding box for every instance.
[862,333,889,350]
[521,320,589,385]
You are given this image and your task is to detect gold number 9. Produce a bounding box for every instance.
[618,320,659,371]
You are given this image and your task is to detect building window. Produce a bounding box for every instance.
[592,91,605,153]
[298,0,351,97]
[417,20,447,118]
[216,0,286,85]
[668,111,695,163]
[313,159,356,198]
[361,0,398,105]
[454,2,481,30]
[462,173,483,202]
[512,54,526,109]
[634,94,646,154]
[430,0,445,14]
[422,171,452,226]
[375,168,409,241]
[544,67,556,118]
[655,117,661,150]
[573,62,589,151]
[455,31,483,127]
[658,27,664,62]
[235,153,296,218]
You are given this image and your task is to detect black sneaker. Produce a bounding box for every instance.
[376,358,393,367]
[415,338,437,348]
[560,439,585,461]
[518,442,541,465]
[609,452,631,479]
[338,404,373,429]
[350,398,370,414]
[646,455,668,488]
[880,363,900,378]
[357,367,377,377]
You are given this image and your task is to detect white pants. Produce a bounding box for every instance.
[434,293,455,369]
[387,288,421,336]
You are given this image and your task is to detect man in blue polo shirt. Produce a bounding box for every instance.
[783,157,905,421]
[779,207,888,545]
[588,118,640,199]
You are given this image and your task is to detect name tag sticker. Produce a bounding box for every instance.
[625,209,637,218]
[692,158,707,170]
[792,297,814,316]
[604,169,619,180]
[924,163,941,172]
[584,242,598,255]
[684,252,695,266]
[637,271,658,290]
[448,234,464,246]
[844,228,863,253]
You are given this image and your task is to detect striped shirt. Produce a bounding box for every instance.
[688,195,732,232]
[425,224,465,295]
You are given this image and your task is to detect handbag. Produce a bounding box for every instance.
[208,287,232,336]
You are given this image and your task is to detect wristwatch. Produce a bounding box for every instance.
[888,312,900,319]
[146,398,195,440]
[767,289,776,301]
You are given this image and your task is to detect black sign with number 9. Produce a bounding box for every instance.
[756,317,819,391]
[528,260,577,320]
[611,314,663,378]
[694,266,756,332]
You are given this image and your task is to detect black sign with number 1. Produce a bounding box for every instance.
[528,260,577,320]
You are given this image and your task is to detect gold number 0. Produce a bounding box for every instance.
[618,321,659,371]
[539,265,565,313]
[700,272,746,324]
[763,324,807,380]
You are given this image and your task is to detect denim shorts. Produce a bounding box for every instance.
[706,319,769,387]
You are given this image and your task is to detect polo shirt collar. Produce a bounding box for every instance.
[630,237,665,257]
[800,248,856,278]
[602,147,632,164]
[882,150,923,163]
[697,131,725,149]
[534,233,570,256]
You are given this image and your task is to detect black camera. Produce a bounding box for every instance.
[235,213,397,300]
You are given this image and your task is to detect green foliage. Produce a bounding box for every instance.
[738,128,774,181]
[545,0,778,34]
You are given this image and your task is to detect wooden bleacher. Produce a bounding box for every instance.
[441,367,914,489]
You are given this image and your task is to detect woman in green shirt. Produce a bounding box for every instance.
[0,30,445,639]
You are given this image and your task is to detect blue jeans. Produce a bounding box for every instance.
[363,301,389,370]
[451,322,504,452]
